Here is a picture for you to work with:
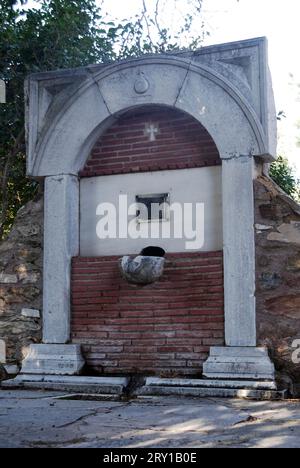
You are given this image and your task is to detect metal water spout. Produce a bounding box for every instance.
[119,247,166,285]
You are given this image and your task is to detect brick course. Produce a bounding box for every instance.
[71,252,224,376]
[80,107,220,177]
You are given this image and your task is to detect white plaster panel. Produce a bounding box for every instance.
[80,167,222,256]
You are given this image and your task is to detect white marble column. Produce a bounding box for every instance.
[222,156,256,347]
[43,175,79,343]
[21,175,85,375]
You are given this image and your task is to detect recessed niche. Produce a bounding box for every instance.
[136,193,170,222]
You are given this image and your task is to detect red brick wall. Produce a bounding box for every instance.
[80,107,220,177]
[71,252,224,376]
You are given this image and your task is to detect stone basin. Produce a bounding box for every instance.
[119,248,165,285]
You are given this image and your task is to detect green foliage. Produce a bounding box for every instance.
[0,0,119,238]
[269,155,300,201]
[0,0,206,238]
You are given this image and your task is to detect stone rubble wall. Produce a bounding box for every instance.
[0,196,43,375]
[255,176,300,394]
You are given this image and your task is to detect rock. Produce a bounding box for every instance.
[4,365,19,376]
[0,364,7,381]
[0,273,18,284]
[21,308,40,319]
[267,222,300,245]
[276,373,295,395]
[255,224,273,231]
[285,274,300,288]
[17,224,40,238]
[286,254,300,272]
[0,241,14,254]
[259,204,279,220]
[18,272,40,284]
[257,255,270,267]
[265,295,300,319]
[259,272,282,290]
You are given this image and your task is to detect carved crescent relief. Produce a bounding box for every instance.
[134,72,150,94]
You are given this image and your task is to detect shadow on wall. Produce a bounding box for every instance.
[255,176,300,396]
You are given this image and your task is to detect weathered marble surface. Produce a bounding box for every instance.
[26,38,276,178]
[20,344,85,376]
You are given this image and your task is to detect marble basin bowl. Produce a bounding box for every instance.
[119,247,165,285]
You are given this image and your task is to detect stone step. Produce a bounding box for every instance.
[137,385,287,401]
[1,375,286,400]
[146,377,277,390]
[1,375,128,395]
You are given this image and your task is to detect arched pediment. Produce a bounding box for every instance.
[25,39,277,177]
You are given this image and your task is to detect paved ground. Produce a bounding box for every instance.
[0,389,300,448]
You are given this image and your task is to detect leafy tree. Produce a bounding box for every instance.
[269,155,300,201]
[0,0,207,239]
[0,0,121,238]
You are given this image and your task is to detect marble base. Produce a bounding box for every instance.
[21,344,85,375]
[203,347,275,381]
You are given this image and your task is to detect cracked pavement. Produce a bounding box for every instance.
[0,390,300,448]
